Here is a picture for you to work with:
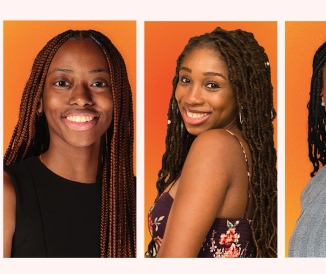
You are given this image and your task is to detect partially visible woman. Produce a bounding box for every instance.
[4,29,136,257]
[146,27,277,258]
[289,41,326,257]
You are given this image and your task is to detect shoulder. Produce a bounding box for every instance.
[301,165,326,208]
[182,129,247,183]
[188,129,246,165]
[4,156,37,172]
[4,156,37,180]
[4,157,40,201]
[192,128,237,144]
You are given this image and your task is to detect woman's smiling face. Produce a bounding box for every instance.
[175,47,238,136]
[41,38,113,149]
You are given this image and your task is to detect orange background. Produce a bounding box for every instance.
[3,21,136,159]
[285,22,326,256]
[144,21,277,250]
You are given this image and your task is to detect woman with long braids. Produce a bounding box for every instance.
[3,29,136,257]
[289,41,326,257]
[146,27,277,258]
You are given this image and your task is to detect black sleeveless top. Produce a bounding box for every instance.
[4,156,101,258]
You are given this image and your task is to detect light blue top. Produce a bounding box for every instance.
[289,165,326,257]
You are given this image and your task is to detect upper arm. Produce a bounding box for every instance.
[157,130,244,257]
[3,170,16,258]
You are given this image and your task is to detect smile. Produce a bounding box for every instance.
[186,110,209,119]
[63,115,98,131]
[66,115,95,123]
[183,108,210,125]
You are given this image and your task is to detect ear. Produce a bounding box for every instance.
[37,97,43,115]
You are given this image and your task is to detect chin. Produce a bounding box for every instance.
[185,126,205,136]
[65,137,100,149]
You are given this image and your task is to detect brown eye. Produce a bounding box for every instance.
[91,81,107,87]
[206,82,219,89]
[180,76,190,83]
[54,81,69,87]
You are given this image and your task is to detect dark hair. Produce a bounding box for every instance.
[147,27,277,258]
[308,41,326,177]
[4,30,136,257]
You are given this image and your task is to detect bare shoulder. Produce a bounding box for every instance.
[3,170,16,258]
[188,129,246,163]
[180,129,247,184]
[192,128,238,143]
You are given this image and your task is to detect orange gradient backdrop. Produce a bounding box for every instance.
[3,21,136,161]
[285,22,326,256]
[144,21,277,250]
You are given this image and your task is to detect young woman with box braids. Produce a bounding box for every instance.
[4,29,136,258]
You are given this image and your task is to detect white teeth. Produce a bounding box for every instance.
[186,110,208,119]
[66,116,94,122]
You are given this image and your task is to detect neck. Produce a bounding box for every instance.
[224,117,238,132]
[40,143,101,184]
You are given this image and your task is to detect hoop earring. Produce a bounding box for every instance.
[322,101,325,107]
[239,112,243,124]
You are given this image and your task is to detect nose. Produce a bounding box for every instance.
[184,84,204,105]
[69,83,93,107]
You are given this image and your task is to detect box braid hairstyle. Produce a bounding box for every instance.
[4,30,136,257]
[307,41,326,177]
[147,27,277,258]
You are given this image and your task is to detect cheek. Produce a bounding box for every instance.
[101,97,114,123]
[42,94,61,116]
[174,85,183,104]
[209,93,237,112]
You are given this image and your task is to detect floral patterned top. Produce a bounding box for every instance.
[147,130,255,258]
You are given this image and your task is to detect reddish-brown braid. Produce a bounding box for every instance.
[147,27,277,258]
[4,30,136,257]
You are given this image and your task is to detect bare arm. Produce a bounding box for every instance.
[156,129,249,257]
[3,171,16,258]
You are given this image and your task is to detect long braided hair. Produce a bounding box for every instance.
[308,41,326,177]
[4,30,136,257]
[147,27,277,258]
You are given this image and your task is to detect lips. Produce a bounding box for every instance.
[66,115,95,123]
[63,113,98,131]
[182,108,210,125]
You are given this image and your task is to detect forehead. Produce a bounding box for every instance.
[48,38,109,69]
[181,47,228,73]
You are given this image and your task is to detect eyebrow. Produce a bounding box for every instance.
[47,68,110,75]
[89,69,110,74]
[203,71,226,79]
[48,68,73,75]
[179,66,226,79]
[179,66,191,73]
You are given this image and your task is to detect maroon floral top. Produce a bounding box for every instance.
[147,130,255,258]
[148,192,254,258]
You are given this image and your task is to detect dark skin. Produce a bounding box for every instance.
[3,38,113,257]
